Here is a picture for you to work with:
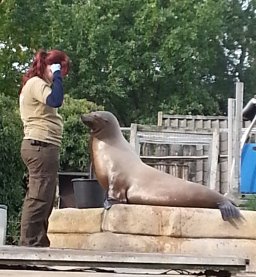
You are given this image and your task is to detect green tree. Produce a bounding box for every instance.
[2,0,256,122]
[48,0,229,122]
[222,0,256,104]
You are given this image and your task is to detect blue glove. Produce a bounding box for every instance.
[50,63,61,73]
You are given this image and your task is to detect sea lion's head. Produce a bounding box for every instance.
[81,111,120,137]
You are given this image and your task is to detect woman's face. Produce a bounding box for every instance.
[44,65,53,84]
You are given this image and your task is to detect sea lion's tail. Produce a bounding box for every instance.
[218,200,242,221]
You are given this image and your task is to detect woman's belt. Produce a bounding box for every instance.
[29,140,50,147]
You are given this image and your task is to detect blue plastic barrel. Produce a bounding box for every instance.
[240,143,256,193]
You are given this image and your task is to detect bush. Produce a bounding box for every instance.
[0,94,25,244]
[240,194,256,211]
[59,94,103,172]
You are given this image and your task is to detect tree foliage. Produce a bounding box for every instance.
[2,0,256,124]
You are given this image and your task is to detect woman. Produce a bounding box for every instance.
[19,49,70,247]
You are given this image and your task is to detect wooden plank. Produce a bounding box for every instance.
[157,111,163,126]
[228,98,236,194]
[195,145,204,184]
[137,131,213,145]
[141,155,209,160]
[195,119,203,129]
[158,113,250,132]
[155,144,169,172]
[129,123,140,155]
[140,155,228,161]
[219,130,228,193]
[220,158,228,194]
[208,128,220,191]
[0,246,248,271]
[171,118,179,128]
[233,82,243,196]
[137,125,256,135]
[136,124,213,134]
[159,114,228,121]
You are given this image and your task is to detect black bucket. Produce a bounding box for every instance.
[72,178,105,208]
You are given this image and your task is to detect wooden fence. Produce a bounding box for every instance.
[129,113,251,194]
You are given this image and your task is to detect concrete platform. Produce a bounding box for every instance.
[48,205,255,272]
[0,246,248,276]
[48,205,254,238]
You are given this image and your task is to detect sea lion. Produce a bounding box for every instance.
[81,111,242,221]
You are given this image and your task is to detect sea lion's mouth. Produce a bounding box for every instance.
[81,111,110,134]
[81,114,94,127]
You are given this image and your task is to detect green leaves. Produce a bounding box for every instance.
[2,0,256,121]
[59,94,103,172]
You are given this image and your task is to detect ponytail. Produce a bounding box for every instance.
[34,50,48,78]
[19,49,70,94]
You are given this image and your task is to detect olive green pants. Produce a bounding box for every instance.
[19,139,60,247]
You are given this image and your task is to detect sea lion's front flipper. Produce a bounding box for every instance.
[104,174,128,210]
[103,188,128,210]
[103,197,122,209]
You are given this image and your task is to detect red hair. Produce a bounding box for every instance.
[19,49,70,92]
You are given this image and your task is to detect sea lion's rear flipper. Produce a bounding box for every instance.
[217,200,242,222]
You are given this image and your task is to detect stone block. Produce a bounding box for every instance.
[102,205,181,236]
[48,233,256,271]
[48,208,103,233]
[179,238,256,271]
[102,204,255,239]
[179,207,254,239]
[48,232,178,253]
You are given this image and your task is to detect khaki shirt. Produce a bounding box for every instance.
[19,76,63,146]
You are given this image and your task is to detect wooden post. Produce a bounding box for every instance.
[129,123,140,155]
[157,111,163,126]
[227,98,236,194]
[232,82,244,198]
[208,128,220,191]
